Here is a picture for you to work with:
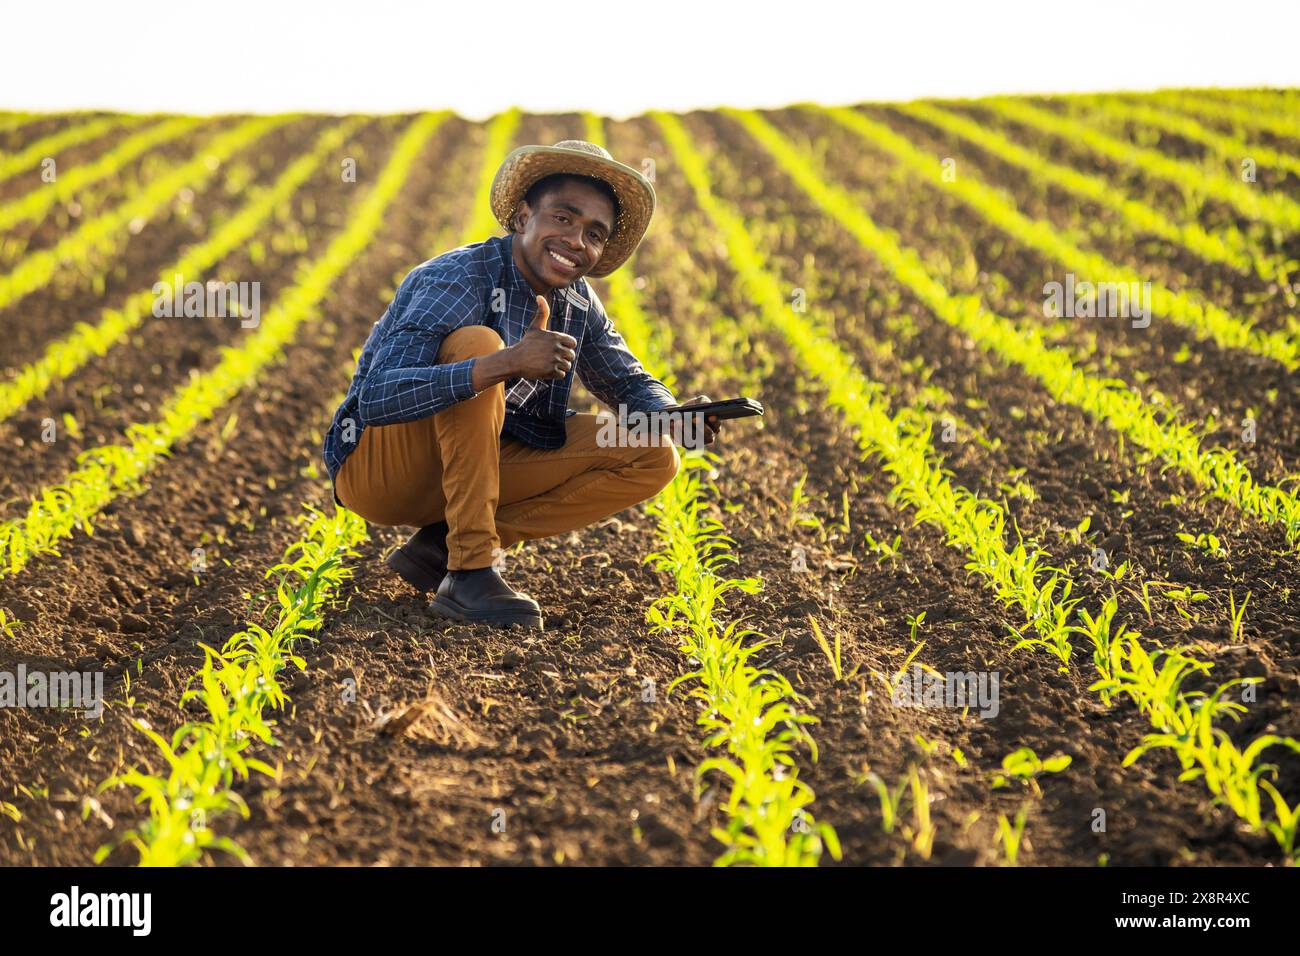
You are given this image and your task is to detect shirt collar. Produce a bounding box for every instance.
[500,233,535,298]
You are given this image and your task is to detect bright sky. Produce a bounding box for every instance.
[3,0,1297,119]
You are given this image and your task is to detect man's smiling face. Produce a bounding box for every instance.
[511,176,617,293]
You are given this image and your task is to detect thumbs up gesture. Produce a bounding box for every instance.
[511,294,578,380]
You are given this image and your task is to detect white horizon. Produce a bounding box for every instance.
[2,0,1297,120]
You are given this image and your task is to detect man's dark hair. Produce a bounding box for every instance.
[512,173,619,233]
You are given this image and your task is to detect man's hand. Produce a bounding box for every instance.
[509,294,578,380]
[668,394,721,449]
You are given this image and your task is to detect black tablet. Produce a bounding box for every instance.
[660,397,764,420]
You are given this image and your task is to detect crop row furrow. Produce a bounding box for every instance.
[1165,91,1300,140]
[96,110,507,865]
[0,113,447,581]
[588,112,836,865]
[0,115,296,313]
[895,100,1267,279]
[0,116,210,233]
[657,109,1300,862]
[0,114,41,136]
[0,116,368,424]
[819,104,1300,369]
[0,115,148,185]
[1078,95,1300,182]
[734,109,1300,546]
[982,96,1300,234]
[99,503,368,865]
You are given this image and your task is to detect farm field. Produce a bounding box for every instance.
[1,89,1299,867]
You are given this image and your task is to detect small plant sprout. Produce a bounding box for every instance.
[1260,780,1299,863]
[0,608,20,638]
[863,530,902,564]
[1177,530,1227,559]
[906,611,927,643]
[914,734,941,757]
[787,470,818,530]
[1065,515,1093,547]
[98,504,369,866]
[991,748,1072,796]
[860,768,906,834]
[995,804,1030,865]
[807,615,844,682]
[647,455,840,866]
[1229,590,1251,643]
[903,766,936,860]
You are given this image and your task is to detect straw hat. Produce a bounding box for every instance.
[490,140,655,278]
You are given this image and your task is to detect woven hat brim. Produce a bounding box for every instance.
[490,146,655,278]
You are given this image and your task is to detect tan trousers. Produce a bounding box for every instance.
[334,325,681,570]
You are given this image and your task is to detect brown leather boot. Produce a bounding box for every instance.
[431,567,543,629]
[385,521,449,592]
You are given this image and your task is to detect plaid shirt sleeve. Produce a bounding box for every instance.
[575,283,678,414]
[356,268,484,426]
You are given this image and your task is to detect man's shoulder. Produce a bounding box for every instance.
[401,234,510,293]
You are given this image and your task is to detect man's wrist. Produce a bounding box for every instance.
[470,348,517,392]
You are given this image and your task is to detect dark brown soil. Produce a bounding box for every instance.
[0,115,151,206]
[761,106,1300,486]
[0,117,328,376]
[0,117,243,261]
[1,98,1297,868]
[0,116,392,505]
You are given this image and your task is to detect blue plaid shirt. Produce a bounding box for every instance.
[323,233,678,481]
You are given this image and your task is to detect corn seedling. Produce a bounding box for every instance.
[1176,531,1226,559]
[807,615,844,682]
[991,747,1072,797]
[99,505,367,865]
[731,108,1300,549]
[0,608,20,638]
[863,530,903,564]
[0,113,444,580]
[0,115,296,313]
[662,109,1300,860]
[995,804,1030,865]
[859,768,907,834]
[904,766,937,860]
[0,117,367,423]
[1229,590,1251,643]
[647,455,839,866]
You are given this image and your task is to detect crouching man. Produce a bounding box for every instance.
[323,139,721,630]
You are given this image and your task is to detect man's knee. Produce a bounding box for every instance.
[438,324,503,362]
[644,439,681,492]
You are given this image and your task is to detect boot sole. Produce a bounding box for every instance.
[386,547,445,593]
[430,593,544,630]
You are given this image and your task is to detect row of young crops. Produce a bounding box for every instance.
[0,90,1298,866]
